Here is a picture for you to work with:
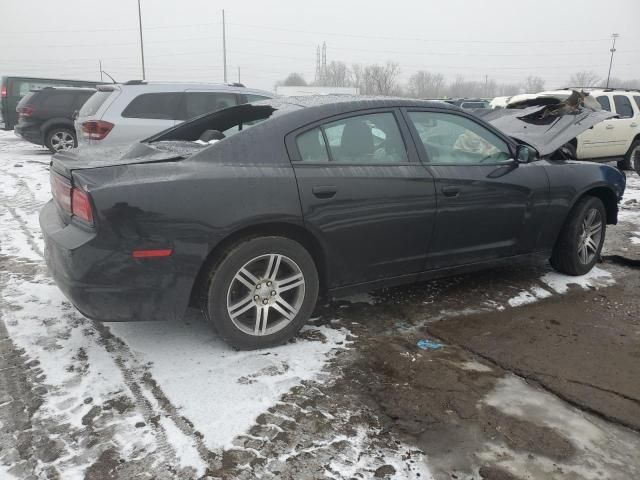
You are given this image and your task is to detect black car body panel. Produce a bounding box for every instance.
[40,97,626,322]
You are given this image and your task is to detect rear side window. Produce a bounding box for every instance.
[122,92,182,120]
[183,92,237,119]
[634,96,640,111]
[16,92,36,109]
[80,91,113,116]
[613,95,634,119]
[596,96,611,111]
[41,92,75,110]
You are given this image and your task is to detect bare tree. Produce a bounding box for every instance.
[523,76,545,93]
[568,71,601,88]
[277,73,307,87]
[407,71,445,98]
[607,77,640,89]
[350,62,401,95]
[446,76,484,98]
[496,83,521,96]
[321,61,350,87]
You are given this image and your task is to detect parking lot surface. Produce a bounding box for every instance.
[1,130,639,479]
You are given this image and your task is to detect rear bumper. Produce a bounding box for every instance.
[39,200,191,322]
[14,124,42,145]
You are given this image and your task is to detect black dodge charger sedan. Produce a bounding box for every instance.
[40,96,626,349]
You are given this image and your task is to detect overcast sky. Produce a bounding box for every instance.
[2,0,639,92]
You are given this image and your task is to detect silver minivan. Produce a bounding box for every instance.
[75,81,273,147]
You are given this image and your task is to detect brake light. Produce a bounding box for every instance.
[1,85,6,97]
[71,188,93,224]
[50,173,94,224]
[17,106,34,118]
[81,120,114,140]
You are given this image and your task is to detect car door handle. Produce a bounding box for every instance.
[631,123,638,128]
[441,186,460,197]
[606,124,614,129]
[312,185,337,199]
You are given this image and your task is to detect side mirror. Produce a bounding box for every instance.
[72,110,79,120]
[516,145,537,163]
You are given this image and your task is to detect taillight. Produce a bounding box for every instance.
[1,84,6,97]
[50,173,94,225]
[81,120,114,140]
[17,106,34,118]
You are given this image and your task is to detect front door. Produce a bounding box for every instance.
[288,110,437,288]
[404,109,549,270]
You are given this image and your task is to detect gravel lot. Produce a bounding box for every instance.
[1,130,639,479]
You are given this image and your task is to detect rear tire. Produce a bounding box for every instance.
[550,196,606,276]
[45,127,76,153]
[203,236,319,350]
[625,139,640,173]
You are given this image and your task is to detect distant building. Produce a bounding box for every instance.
[275,86,359,97]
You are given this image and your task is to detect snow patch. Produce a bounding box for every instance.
[540,266,614,294]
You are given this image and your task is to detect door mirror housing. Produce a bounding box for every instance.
[516,145,537,163]
[72,110,79,121]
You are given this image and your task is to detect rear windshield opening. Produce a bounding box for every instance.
[150,104,278,143]
[79,90,113,117]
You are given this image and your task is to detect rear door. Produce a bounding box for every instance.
[608,94,639,154]
[287,109,437,288]
[404,109,549,269]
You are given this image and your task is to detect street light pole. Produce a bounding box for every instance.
[222,10,227,83]
[137,0,146,80]
[605,33,619,88]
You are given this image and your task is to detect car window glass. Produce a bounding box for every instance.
[41,93,75,110]
[596,96,611,111]
[320,112,408,163]
[296,128,329,162]
[80,91,113,116]
[246,94,270,102]
[409,111,511,165]
[122,92,182,120]
[634,96,640,111]
[613,95,633,119]
[184,92,237,119]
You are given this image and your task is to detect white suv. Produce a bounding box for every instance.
[75,81,273,147]
[507,88,640,170]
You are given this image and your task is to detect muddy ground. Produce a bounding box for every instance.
[1,133,640,479]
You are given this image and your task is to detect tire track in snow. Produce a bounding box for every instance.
[0,163,214,473]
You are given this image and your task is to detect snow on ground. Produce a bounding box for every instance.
[0,132,351,477]
[481,376,640,480]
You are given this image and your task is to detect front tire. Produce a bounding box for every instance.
[625,139,640,173]
[45,127,76,153]
[204,236,319,350]
[550,196,606,276]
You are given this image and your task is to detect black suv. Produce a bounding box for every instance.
[15,87,95,152]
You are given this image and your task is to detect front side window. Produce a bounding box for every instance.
[184,92,237,119]
[596,95,611,112]
[122,92,182,119]
[408,111,511,165]
[613,95,634,119]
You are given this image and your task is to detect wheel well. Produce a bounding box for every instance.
[44,123,75,138]
[581,187,618,225]
[188,222,328,306]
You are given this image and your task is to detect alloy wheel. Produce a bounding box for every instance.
[577,208,602,265]
[226,253,305,336]
[50,131,75,151]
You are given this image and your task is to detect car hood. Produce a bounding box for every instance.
[474,93,616,156]
[51,141,202,178]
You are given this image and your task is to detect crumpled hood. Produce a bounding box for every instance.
[474,96,616,156]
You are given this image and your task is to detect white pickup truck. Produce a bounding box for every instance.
[506,88,640,171]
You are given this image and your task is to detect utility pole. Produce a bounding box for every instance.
[137,0,146,80]
[99,60,103,82]
[606,33,619,88]
[237,66,241,84]
[222,10,228,83]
